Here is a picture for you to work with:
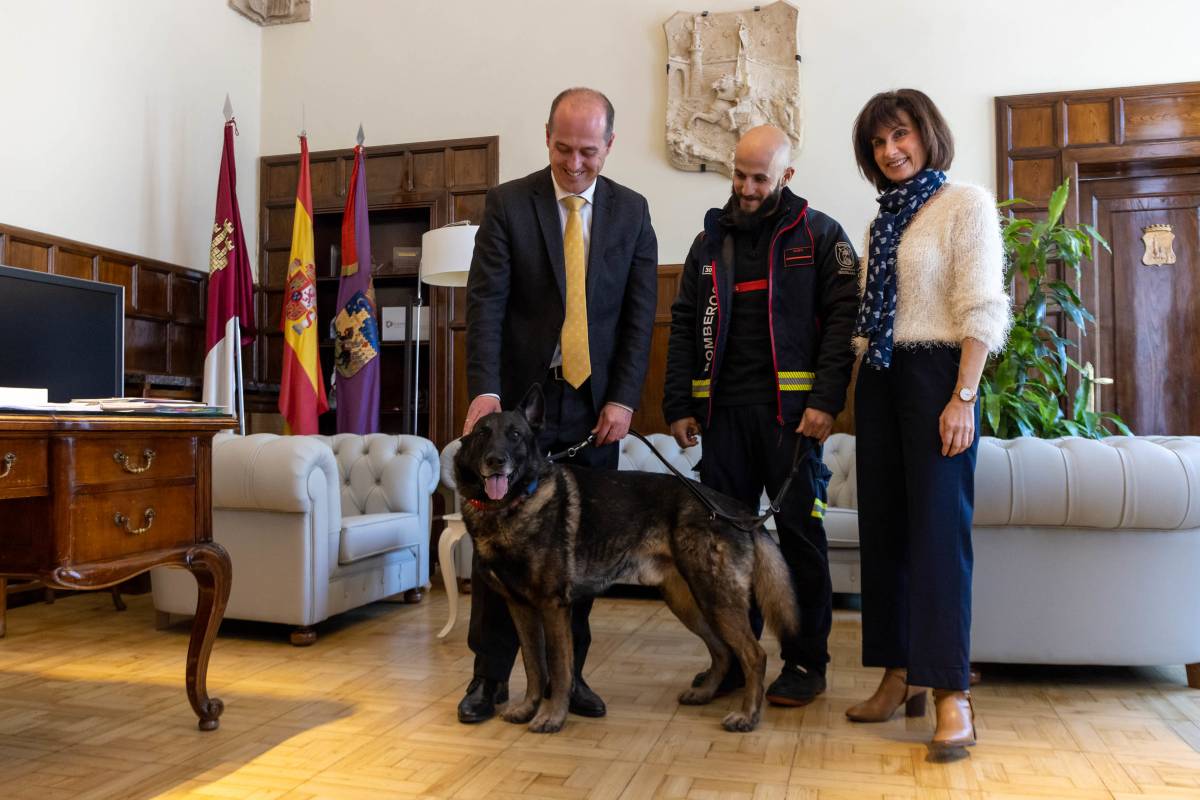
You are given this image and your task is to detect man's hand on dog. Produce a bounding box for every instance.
[670,417,701,448]
[796,408,834,444]
[592,403,632,446]
[463,395,502,435]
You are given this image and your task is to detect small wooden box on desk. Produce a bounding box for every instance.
[0,412,235,730]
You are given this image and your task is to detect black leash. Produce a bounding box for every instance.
[548,429,815,533]
[626,429,814,532]
[547,434,595,462]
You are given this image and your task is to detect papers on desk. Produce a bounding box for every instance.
[0,397,229,415]
[0,401,103,412]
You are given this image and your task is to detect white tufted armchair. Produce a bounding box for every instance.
[151,432,439,645]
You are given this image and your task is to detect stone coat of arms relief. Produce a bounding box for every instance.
[664,1,802,176]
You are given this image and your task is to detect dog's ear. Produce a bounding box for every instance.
[518,383,545,430]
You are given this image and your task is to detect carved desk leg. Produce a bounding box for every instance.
[183,543,232,731]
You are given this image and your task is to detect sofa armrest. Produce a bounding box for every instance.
[213,433,341,522]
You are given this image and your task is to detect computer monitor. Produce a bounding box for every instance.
[0,263,124,402]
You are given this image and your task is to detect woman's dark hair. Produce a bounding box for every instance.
[852,89,954,191]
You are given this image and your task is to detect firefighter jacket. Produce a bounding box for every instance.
[663,187,861,427]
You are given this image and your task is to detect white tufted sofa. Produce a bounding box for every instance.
[151,432,439,645]
[971,435,1200,680]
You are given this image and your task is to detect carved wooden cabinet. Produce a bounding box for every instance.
[256,136,499,446]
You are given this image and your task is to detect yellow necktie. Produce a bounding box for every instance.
[561,195,591,388]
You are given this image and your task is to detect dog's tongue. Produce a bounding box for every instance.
[484,474,509,501]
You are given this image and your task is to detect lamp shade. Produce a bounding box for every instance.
[420,224,477,287]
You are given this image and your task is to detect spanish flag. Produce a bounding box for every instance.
[278,135,328,433]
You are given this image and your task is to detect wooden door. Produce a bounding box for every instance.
[1079,171,1200,434]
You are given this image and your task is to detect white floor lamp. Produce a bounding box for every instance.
[420,222,478,637]
[413,221,477,434]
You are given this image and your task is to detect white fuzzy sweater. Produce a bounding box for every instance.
[854,182,1011,355]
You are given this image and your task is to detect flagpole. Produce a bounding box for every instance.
[224,94,247,436]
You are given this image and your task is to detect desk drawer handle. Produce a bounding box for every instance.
[0,452,14,479]
[114,508,156,535]
[113,448,156,474]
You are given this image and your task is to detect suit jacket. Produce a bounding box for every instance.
[466,166,658,413]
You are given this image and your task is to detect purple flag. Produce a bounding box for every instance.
[333,145,380,433]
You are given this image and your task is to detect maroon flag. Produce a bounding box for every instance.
[203,117,256,416]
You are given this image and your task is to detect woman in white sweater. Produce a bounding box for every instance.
[845,89,1010,758]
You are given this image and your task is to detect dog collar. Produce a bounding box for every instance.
[467,476,539,512]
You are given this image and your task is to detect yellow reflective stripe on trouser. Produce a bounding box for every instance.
[778,371,815,391]
[811,498,827,519]
[691,378,711,398]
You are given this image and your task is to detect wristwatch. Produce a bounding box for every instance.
[956,385,977,403]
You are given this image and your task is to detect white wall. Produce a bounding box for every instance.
[0,0,261,274]
[261,0,1200,261]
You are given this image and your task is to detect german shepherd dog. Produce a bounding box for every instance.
[454,385,801,733]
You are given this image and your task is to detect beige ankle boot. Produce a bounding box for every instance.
[845,668,926,723]
[929,690,976,753]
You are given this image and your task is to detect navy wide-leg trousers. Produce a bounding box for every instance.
[855,347,978,691]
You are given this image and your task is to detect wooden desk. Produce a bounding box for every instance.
[0,413,235,730]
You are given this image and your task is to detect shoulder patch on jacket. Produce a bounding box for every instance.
[835,242,856,274]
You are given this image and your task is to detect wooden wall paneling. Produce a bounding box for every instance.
[309,157,344,209]
[264,208,295,249]
[631,265,682,436]
[1010,157,1061,205]
[451,146,489,188]
[136,266,171,317]
[1066,100,1114,146]
[265,249,290,289]
[364,153,408,204]
[265,161,298,203]
[6,237,50,272]
[0,224,209,395]
[1123,94,1200,143]
[170,324,205,377]
[125,318,169,374]
[171,272,204,324]
[411,149,446,191]
[98,257,136,313]
[54,249,96,281]
[1010,103,1058,150]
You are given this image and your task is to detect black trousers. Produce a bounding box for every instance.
[467,374,618,683]
[855,347,978,691]
[699,403,832,671]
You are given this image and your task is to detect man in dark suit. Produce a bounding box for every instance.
[459,87,658,724]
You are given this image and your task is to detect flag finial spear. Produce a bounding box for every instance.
[356,123,365,146]
[223,94,234,122]
[300,102,306,139]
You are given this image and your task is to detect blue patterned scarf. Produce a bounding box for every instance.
[854,168,947,369]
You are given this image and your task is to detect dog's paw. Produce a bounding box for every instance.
[501,701,538,724]
[721,711,759,732]
[678,687,715,705]
[528,712,566,734]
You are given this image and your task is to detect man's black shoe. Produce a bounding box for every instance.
[765,663,826,707]
[691,663,746,697]
[457,676,509,724]
[568,676,607,717]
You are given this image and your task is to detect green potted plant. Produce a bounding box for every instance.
[980,178,1132,439]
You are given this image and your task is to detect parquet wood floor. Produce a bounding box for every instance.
[0,589,1197,799]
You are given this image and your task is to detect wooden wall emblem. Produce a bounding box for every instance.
[1141,223,1177,266]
